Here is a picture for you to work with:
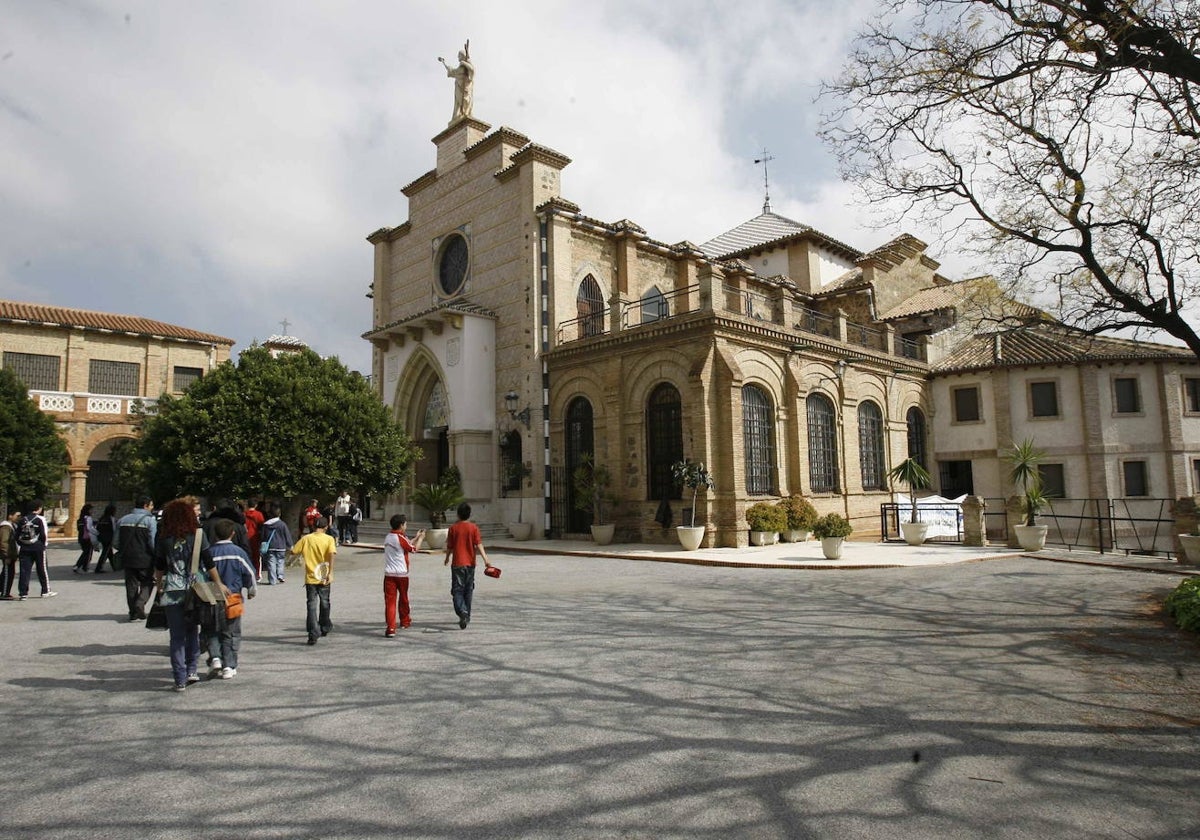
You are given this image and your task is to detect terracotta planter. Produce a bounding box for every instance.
[424,528,449,550]
[781,529,810,543]
[820,536,844,560]
[508,522,533,541]
[590,524,615,545]
[900,521,929,546]
[1014,524,1048,551]
[676,525,705,551]
[1178,534,1200,565]
[749,530,776,546]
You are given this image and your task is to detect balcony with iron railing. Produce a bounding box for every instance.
[555,277,929,364]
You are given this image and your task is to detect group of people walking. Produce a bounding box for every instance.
[2,494,496,692]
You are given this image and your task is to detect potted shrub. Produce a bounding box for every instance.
[573,454,619,545]
[812,513,853,559]
[777,495,818,542]
[503,459,534,540]
[746,501,786,545]
[671,460,714,550]
[410,481,464,549]
[1008,438,1049,551]
[888,457,933,546]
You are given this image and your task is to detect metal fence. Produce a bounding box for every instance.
[881,497,1180,559]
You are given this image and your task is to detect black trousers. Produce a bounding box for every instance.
[124,566,154,618]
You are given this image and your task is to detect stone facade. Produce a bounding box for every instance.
[0,301,233,533]
[366,112,1200,548]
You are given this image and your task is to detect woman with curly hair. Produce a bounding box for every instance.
[152,497,222,692]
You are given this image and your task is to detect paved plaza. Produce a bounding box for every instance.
[3,542,1199,839]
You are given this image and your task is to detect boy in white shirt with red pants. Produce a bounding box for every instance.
[383,514,424,637]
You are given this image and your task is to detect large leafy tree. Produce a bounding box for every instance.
[822,0,1200,358]
[0,368,68,507]
[123,347,420,501]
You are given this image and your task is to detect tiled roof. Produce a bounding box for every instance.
[878,277,1037,321]
[0,299,235,345]
[934,322,1196,372]
[362,299,497,339]
[264,334,306,348]
[700,212,811,258]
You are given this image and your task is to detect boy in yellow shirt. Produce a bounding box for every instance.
[289,516,337,645]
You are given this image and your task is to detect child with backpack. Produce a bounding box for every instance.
[16,500,55,600]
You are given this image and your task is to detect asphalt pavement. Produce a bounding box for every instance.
[3,541,1198,839]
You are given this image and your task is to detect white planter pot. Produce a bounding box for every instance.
[508,522,533,541]
[676,525,705,551]
[820,536,844,560]
[424,528,449,550]
[900,521,929,546]
[781,529,810,543]
[1014,524,1048,552]
[748,530,777,546]
[590,523,615,545]
[1178,534,1200,565]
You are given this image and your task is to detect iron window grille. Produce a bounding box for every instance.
[858,401,886,491]
[88,360,140,396]
[806,393,839,493]
[3,351,60,391]
[742,384,775,495]
[577,276,605,337]
[906,406,927,468]
[173,366,203,393]
[647,383,683,500]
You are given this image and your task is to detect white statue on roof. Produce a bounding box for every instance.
[438,40,474,123]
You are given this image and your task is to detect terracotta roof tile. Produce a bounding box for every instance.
[935,322,1196,372]
[0,299,235,345]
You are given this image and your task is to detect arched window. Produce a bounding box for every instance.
[906,407,927,468]
[858,401,886,491]
[807,393,839,493]
[640,286,669,324]
[577,275,605,337]
[742,384,775,495]
[565,397,595,532]
[647,383,683,500]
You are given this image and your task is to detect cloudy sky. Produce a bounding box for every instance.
[2,0,964,373]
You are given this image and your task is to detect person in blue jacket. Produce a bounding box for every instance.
[207,518,257,680]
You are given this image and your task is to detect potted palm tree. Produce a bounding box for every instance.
[777,495,817,542]
[410,481,464,549]
[746,501,787,545]
[812,513,853,559]
[1008,438,1049,551]
[671,460,714,550]
[888,456,933,545]
[573,454,619,545]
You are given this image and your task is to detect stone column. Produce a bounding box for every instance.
[65,467,89,537]
[962,496,987,547]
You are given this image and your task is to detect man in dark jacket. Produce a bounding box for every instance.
[202,499,250,554]
[114,496,156,621]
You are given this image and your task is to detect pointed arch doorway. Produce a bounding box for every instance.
[395,352,453,487]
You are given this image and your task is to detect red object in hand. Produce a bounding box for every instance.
[484,566,501,578]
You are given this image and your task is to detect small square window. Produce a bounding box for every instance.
[953,386,981,422]
[1114,377,1141,414]
[1185,378,1200,413]
[1122,461,1148,497]
[173,366,203,392]
[1038,463,1065,498]
[1029,381,1059,417]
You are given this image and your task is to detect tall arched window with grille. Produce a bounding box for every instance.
[806,393,839,493]
[646,383,683,500]
[565,397,595,532]
[577,275,604,337]
[906,407,928,468]
[742,384,775,495]
[858,401,886,490]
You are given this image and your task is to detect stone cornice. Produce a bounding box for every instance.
[430,116,491,146]
[401,168,438,197]
[464,126,532,163]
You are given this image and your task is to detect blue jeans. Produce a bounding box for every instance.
[451,566,476,618]
[265,549,287,584]
[165,603,200,686]
[305,583,331,640]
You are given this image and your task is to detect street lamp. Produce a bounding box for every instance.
[504,391,531,429]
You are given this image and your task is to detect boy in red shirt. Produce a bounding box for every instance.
[383,514,424,636]
[443,502,493,629]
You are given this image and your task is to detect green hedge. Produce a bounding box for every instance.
[1164,577,1200,633]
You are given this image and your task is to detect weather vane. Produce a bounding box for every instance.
[754,148,775,214]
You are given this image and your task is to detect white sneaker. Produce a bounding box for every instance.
[41,591,58,598]
[209,657,222,674]
[220,667,236,679]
